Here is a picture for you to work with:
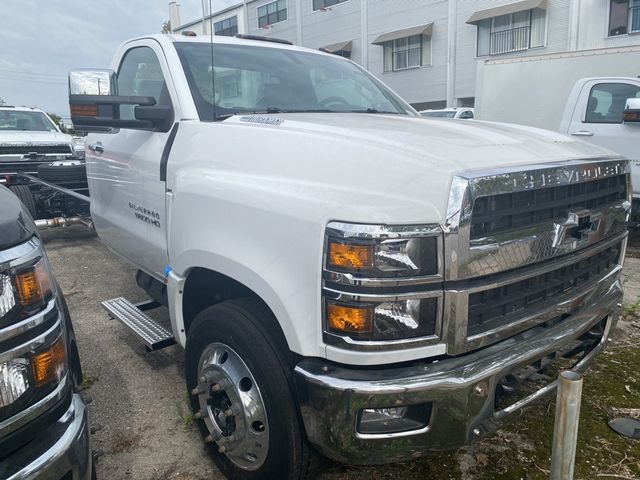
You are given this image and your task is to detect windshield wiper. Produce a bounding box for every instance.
[348,108,400,114]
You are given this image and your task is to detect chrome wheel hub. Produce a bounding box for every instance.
[194,343,269,470]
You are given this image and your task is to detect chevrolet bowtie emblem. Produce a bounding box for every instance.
[552,209,601,249]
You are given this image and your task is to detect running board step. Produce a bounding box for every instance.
[102,297,175,351]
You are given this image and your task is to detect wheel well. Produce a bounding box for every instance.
[182,268,291,353]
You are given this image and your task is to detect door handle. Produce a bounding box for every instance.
[88,142,104,153]
[571,130,594,137]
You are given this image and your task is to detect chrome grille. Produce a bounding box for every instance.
[444,159,631,281]
[442,158,630,354]
[470,175,628,240]
[467,242,621,336]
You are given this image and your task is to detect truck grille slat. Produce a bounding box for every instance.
[467,243,621,336]
[471,175,628,239]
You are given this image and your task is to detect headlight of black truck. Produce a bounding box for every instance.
[0,239,67,421]
[323,222,443,344]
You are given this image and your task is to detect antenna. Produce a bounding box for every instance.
[209,0,217,121]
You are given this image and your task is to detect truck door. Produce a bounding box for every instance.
[86,42,176,279]
[567,80,640,199]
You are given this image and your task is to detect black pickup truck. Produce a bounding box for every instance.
[0,184,93,480]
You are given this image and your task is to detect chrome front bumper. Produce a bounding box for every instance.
[295,269,623,465]
[2,394,92,480]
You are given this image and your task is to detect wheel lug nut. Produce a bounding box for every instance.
[223,408,234,417]
[191,386,203,396]
[194,409,205,420]
[204,434,220,443]
[218,445,226,453]
[211,383,221,393]
[199,375,207,383]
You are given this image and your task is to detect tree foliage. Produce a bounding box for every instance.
[0,98,6,106]
[162,20,171,34]
[47,112,62,126]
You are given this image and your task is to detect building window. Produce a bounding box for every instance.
[214,16,238,36]
[313,0,348,11]
[258,0,287,28]
[609,0,640,36]
[476,9,546,56]
[383,35,431,72]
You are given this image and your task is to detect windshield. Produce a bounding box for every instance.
[420,111,456,118]
[0,110,58,132]
[174,42,413,121]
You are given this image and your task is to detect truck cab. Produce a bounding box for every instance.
[68,33,631,479]
[559,77,640,220]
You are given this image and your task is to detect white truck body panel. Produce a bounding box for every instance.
[475,46,640,199]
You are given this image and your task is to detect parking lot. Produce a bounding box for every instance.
[42,226,640,480]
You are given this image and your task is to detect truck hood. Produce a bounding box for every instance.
[167,113,624,229]
[0,185,37,250]
[213,113,619,223]
[0,130,73,145]
[225,112,615,167]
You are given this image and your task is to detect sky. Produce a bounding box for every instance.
[0,0,238,116]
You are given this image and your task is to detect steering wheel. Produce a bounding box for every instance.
[320,96,349,108]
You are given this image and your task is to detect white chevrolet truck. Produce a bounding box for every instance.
[66,34,631,479]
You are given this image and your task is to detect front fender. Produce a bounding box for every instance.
[168,184,326,358]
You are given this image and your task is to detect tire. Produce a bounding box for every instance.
[9,185,37,219]
[185,298,318,480]
[37,161,87,184]
[91,457,97,480]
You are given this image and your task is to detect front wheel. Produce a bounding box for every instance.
[185,299,318,479]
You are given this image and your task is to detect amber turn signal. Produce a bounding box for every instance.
[328,241,374,271]
[327,303,373,334]
[70,104,98,116]
[15,261,52,306]
[32,336,66,387]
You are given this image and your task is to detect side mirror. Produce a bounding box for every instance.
[623,98,640,123]
[68,69,172,132]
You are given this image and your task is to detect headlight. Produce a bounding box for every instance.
[0,259,53,328]
[0,359,30,407]
[326,297,438,341]
[0,337,67,408]
[325,223,439,277]
[0,240,65,412]
[323,223,442,345]
[0,274,16,318]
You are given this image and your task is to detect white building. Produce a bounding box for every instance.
[171,0,640,110]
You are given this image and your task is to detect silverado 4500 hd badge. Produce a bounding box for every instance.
[129,202,161,228]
